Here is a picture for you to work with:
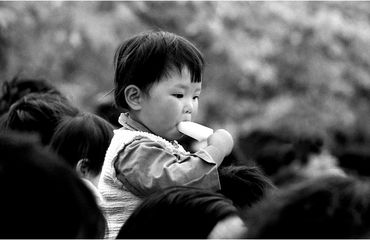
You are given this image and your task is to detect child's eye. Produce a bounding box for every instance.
[193,96,200,100]
[172,94,184,98]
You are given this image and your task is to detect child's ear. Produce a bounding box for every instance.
[124,85,142,110]
[76,158,90,178]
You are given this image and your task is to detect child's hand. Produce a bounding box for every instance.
[207,129,234,157]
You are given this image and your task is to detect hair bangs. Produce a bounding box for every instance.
[156,35,203,84]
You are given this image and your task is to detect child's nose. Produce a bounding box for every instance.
[183,99,193,114]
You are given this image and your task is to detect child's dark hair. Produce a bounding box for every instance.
[114,31,204,109]
[50,112,114,175]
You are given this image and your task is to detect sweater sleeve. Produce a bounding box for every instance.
[114,137,221,197]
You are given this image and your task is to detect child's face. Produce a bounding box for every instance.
[137,68,201,140]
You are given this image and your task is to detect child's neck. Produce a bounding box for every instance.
[128,111,142,125]
[127,112,177,142]
[127,111,154,134]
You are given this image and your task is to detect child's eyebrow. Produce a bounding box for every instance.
[173,83,202,92]
[173,83,189,89]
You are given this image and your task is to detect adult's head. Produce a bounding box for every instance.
[0,76,62,115]
[0,131,106,238]
[238,129,296,177]
[50,112,114,186]
[244,175,370,238]
[1,92,79,145]
[218,165,276,210]
[94,98,121,128]
[117,186,246,239]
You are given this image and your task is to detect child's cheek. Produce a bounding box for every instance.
[191,103,199,117]
[161,102,179,122]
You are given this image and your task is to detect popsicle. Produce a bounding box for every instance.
[178,121,214,142]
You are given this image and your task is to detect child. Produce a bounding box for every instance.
[49,112,114,205]
[98,31,234,239]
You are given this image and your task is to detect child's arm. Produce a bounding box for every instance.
[114,137,221,197]
[177,122,234,167]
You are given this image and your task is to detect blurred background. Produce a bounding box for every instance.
[2,1,370,179]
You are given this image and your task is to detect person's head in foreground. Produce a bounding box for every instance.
[218,165,276,210]
[0,131,106,238]
[116,186,247,239]
[244,175,370,238]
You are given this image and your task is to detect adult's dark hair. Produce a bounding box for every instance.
[218,165,276,210]
[335,146,370,177]
[244,175,370,238]
[0,76,62,115]
[238,130,296,176]
[50,112,114,175]
[94,99,121,128]
[2,92,79,145]
[117,186,240,239]
[114,31,204,109]
[0,131,106,238]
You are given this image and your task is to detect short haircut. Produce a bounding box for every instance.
[218,165,276,210]
[114,31,204,109]
[244,175,370,238]
[117,186,239,239]
[0,76,62,115]
[0,131,106,238]
[1,92,79,145]
[50,112,114,175]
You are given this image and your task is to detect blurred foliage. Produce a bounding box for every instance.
[2,1,370,155]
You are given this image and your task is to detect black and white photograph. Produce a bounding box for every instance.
[1,1,370,239]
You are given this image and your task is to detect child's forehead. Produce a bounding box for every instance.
[172,82,202,91]
[160,72,202,87]
[151,73,202,92]
[162,67,200,82]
